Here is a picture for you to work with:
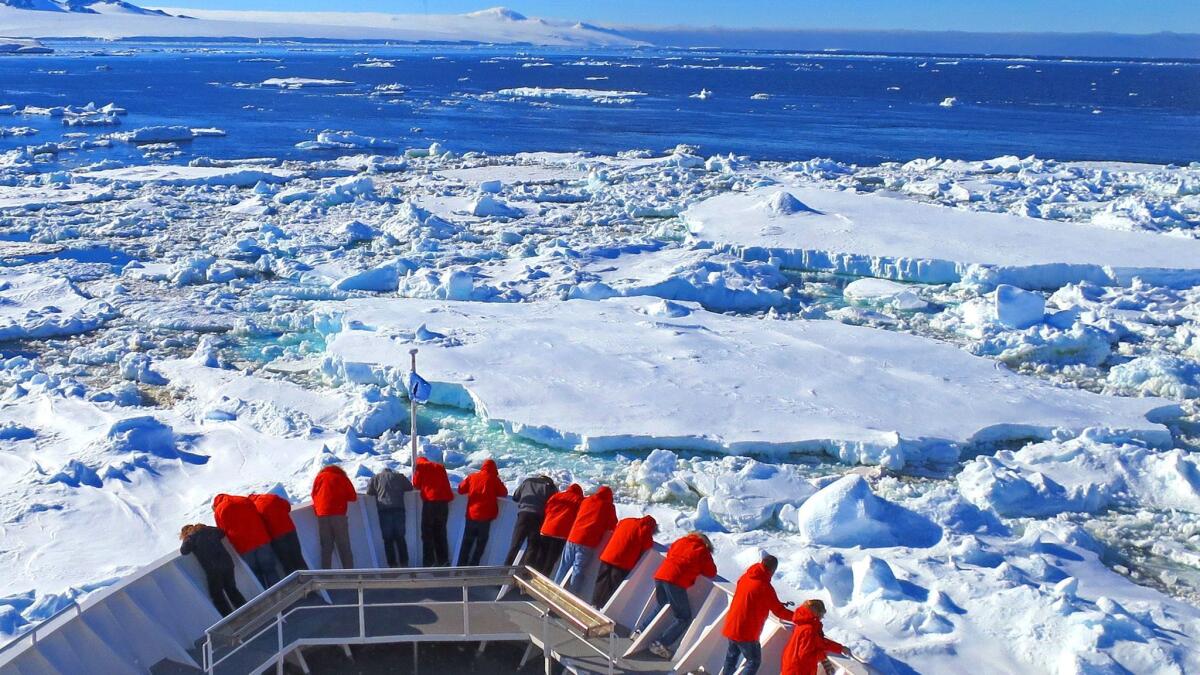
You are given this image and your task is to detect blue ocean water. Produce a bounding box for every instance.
[2,42,1198,165]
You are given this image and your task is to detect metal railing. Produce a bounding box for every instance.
[203,565,618,675]
[0,601,81,664]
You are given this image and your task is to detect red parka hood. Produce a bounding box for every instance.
[745,561,773,583]
[458,458,508,521]
[593,486,613,502]
[792,605,821,626]
[319,465,347,478]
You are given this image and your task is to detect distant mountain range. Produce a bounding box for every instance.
[0,1,1196,58]
[1,0,171,17]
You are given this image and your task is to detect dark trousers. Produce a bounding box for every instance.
[241,544,281,589]
[318,514,354,569]
[592,562,629,608]
[271,531,308,575]
[504,511,544,566]
[458,518,492,566]
[204,566,246,616]
[421,500,450,567]
[721,640,762,675]
[531,536,566,576]
[653,580,692,649]
[378,508,409,567]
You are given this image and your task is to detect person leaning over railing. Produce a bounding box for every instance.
[637,531,717,660]
[555,485,618,595]
[719,554,793,675]
[250,492,308,575]
[504,473,558,567]
[782,599,851,675]
[212,493,281,588]
[530,483,584,575]
[367,467,414,567]
[457,459,508,566]
[592,515,658,608]
[311,464,358,569]
[179,523,247,616]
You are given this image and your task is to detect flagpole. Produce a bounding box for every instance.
[409,348,419,481]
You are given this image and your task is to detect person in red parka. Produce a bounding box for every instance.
[531,483,583,575]
[312,465,358,569]
[414,452,453,567]
[639,532,717,660]
[212,493,280,588]
[555,486,617,595]
[456,459,508,566]
[592,515,657,608]
[250,492,308,575]
[781,599,849,675]
[719,555,793,675]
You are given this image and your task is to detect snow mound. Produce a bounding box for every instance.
[994,284,1045,329]
[470,194,523,218]
[1107,355,1200,400]
[843,278,928,311]
[758,190,818,216]
[691,457,818,531]
[793,475,941,548]
[958,429,1200,517]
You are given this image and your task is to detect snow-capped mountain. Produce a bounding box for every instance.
[1,0,171,16]
[0,3,645,46]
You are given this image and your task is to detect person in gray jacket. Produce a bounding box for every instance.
[504,473,558,566]
[367,467,414,567]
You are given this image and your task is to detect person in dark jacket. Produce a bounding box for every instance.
[250,493,308,575]
[367,467,414,567]
[457,459,509,566]
[180,523,246,616]
[504,474,557,567]
[414,452,453,566]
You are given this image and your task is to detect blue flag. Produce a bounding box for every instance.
[407,371,431,403]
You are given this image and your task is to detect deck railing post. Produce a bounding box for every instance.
[275,612,284,675]
[543,612,551,675]
[463,584,470,636]
[358,584,366,639]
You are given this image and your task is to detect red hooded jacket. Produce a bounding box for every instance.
[312,465,358,516]
[567,486,618,548]
[414,457,453,502]
[654,534,717,589]
[250,493,297,539]
[539,484,584,539]
[212,494,271,554]
[722,562,791,642]
[781,606,846,675]
[458,459,508,521]
[599,516,657,572]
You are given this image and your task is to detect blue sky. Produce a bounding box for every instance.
[159,1,1200,34]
